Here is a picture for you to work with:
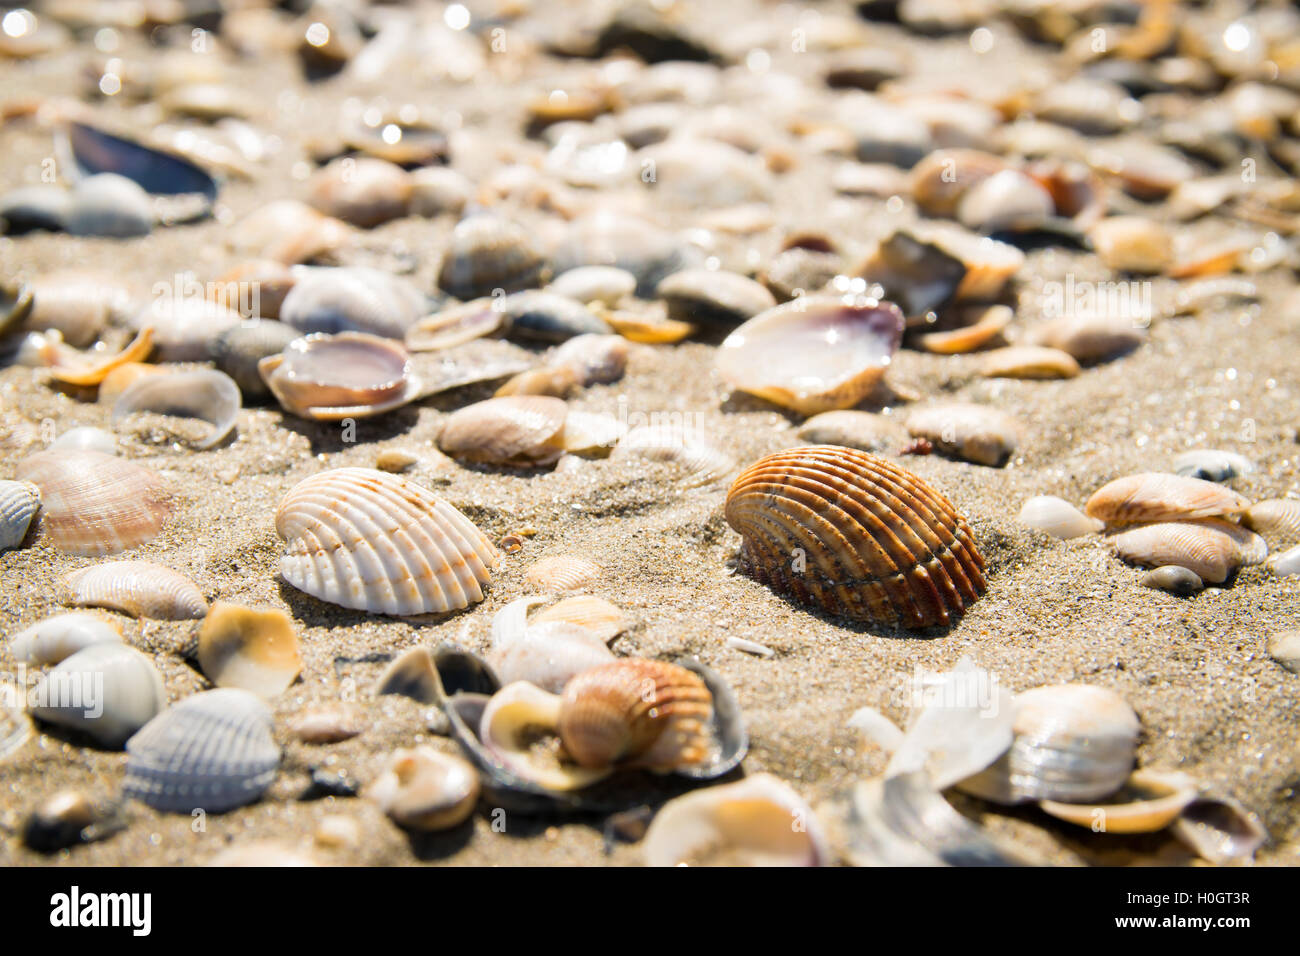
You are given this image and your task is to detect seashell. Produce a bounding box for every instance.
[24,271,132,347]
[906,403,1021,467]
[1089,216,1172,274]
[491,621,616,693]
[410,339,535,396]
[408,166,472,218]
[928,226,1025,302]
[853,231,967,317]
[438,396,568,467]
[21,790,127,852]
[95,364,165,409]
[981,345,1081,380]
[551,212,695,298]
[526,555,602,594]
[0,279,34,336]
[280,267,427,340]
[29,644,166,748]
[307,157,411,228]
[611,424,734,486]
[276,468,499,615]
[1039,768,1199,834]
[50,426,118,455]
[1025,158,1107,230]
[558,659,713,771]
[716,296,904,415]
[548,267,637,307]
[1111,519,1264,584]
[1027,314,1147,364]
[497,291,612,343]
[259,332,421,421]
[132,297,242,362]
[0,185,72,234]
[638,139,773,207]
[365,746,479,831]
[123,688,280,814]
[288,702,367,744]
[657,269,777,329]
[437,215,546,301]
[0,478,40,551]
[211,319,301,401]
[1036,78,1141,134]
[40,327,155,387]
[374,448,421,473]
[478,681,613,793]
[158,83,250,121]
[494,365,579,398]
[796,410,905,453]
[111,368,241,450]
[374,647,441,704]
[197,602,302,698]
[918,304,1012,354]
[957,684,1139,805]
[1243,499,1300,547]
[404,299,505,352]
[0,690,32,763]
[1173,449,1254,483]
[1271,544,1300,577]
[533,596,627,644]
[1172,796,1267,866]
[206,842,317,867]
[60,121,218,200]
[600,308,695,344]
[1018,496,1103,539]
[8,612,122,666]
[1268,631,1300,675]
[66,561,208,619]
[760,246,841,302]
[63,173,153,238]
[908,148,1010,217]
[561,411,627,455]
[16,450,171,556]
[644,773,829,867]
[1086,473,1251,524]
[957,169,1056,233]
[549,333,629,386]
[725,446,986,627]
[229,199,353,265]
[1139,566,1205,597]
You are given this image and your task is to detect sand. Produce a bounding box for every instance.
[1,1,1298,866]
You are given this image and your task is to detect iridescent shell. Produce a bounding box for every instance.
[1086,473,1251,524]
[724,446,986,628]
[258,332,421,420]
[66,561,208,619]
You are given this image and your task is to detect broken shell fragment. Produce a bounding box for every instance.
[8,612,123,665]
[29,644,165,747]
[438,396,568,467]
[980,345,1081,380]
[1039,768,1199,833]
[197,602,302,698]
[1111,519,1262,584]
[111,368,241,450]
[41,327,155,387]
[0,479,40,551]
[1018,496,1103,539]
[1086,473,1251,525]
[918,305,1012,354]
[66,561,208,619]
[906,403,1021,467]
[366,746,479,831]
[259,332,421,420]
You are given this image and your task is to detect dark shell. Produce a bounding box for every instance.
[60,122,218,199]
[498,291,612,343]
[854,231,967,318]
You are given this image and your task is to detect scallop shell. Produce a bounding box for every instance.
[197,602,302,698]
[1112,519,1264,584]
[437,215,546,301]
[1086,473,1251,524]
[644,773,830,867]
[66,561,208,619]
[981,346,1081,380]
[1018,496,1103,539]
[558,659,714,771]
[275,467,499,615]
[1039,769,1199,834]
[533,596,627,643]
[724,446,986,628]
[259,332,421,420]
[957,684,1139,805]
[280,267,427,340]
[365,746,480,831]
[657,269,777,328]
[29,644,166,748]
[611,424,734,487]
[906,403,1021,467]
[716,296,904,415]
[8,612,123,665]
[111,368,241,450]
[525,555,602,594]
[438,396,568,467]
[15,450,171,556]
[123,688,280,814]
[0,478,40,551]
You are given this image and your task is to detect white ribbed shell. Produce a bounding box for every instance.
[124,688,279,814]
[65,560,208,619]
[0,479,40,551]
[275,468,500,615]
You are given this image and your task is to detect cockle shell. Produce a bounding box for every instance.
[1086,473,1251,524]
[15,450,171,556]
[438,396,568,466]
[365,746,480,831]
[1018,496,1104,539]
[980,345,1081,380]
[525,555,602,594]
[906,403,1021,467]
[957,684,1139,805]
[0,479,40,551]
[1039,769,1199,834]
[280,267,427,340]
[558,659,713,771]
[644,773,830,867]
[437,215,546,300]
[533,596,627,643]
[611,424,734,487]
[66,561,208,619]
[725,446,986,628]
[490,621,615,693]
[29,644,166,748]
[111,368,241,450]
[716,296,905,415]
[275,468,499,615]
[1112,519,1265,584]
[123,688,280,813]
[8,612,123,665]
[197,602,302,698]
[259,332,421,420]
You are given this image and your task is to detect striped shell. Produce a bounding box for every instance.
[0,478,40,550]
[525,555,601,594]
[558,659,714,771]
[438,396,568,467]
[1111,519,1265,584]
[275,468,500,615]
[29,643,166,748]
[123,688,280,814]
[66,561,208,619]
[15,450,171,556]
[1086,473,1251,525]
[533,596,627,643]
[724,446,986,628]
[1244,499,1300,547]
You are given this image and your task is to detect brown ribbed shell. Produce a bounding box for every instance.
[724,446,986,628]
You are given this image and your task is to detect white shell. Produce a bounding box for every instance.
[8,611,123,665]
[276,468,500,615]
[29,644,166,748]
[0,478,40,551]
[643,773,830,867]
[490,621,615,693]
[365,746,480,831]
[479,681,611,792]
[124,688,280,813]
[49,426,118,455]
[548,267,636,307]
[111,368,241,450]
[1018,495,1103,539]
[1271,543,1300,577]
[66,561,208,619]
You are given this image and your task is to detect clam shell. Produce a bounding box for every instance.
[16,450,171,556]
[22,789,127,852]
[29,644,166,748]
[494,365,578,398]
[375,647,441,704]
[725,446,986,628]
[211,319,300,401]
[365,746,479,831]
[404,299,505,352]
[611,424,734,487]
[111,368,241,450]
[852,231,967,317]
[259,331,421,420]
[980,345,1081,380]
[478,681,613,793]
[561,411,627,455]
[438,396,568,467]
[1172,796,1268,866]
[906,403,1021,467]
[275,467,500,615]
[307,157,412,228]
[66,561,208,619]
[123,688,280,813]
[644,773,829,867]
[1086,473,1251,524]
[1111,519,1264,584]
[208,261,296,321]
[957,168,1055,233]
[909,148,1010,217]
[60,121,218,199]
[533,596,627,643]
[64,173,153,238]
[657,269,777,328]
[551,212,693,298]
[796,410,904,453]
[0,478,40,551]
[957,684,1139,805]
[280,267,427,339]
[437,215,545,300]
[716,296,905,415]
[1018,496,1103,539]
[8,611,123,665]
[1039,769,1198,834]
[498,291,612,343]
[525,555,602,594]
[549,333,628,386]
[1027,314,1147,364]
[408,166,471,217]
[197,602,302,698]
[229,199,353,264]
[548,266,636,307]
[1139,565,1205,596]
[132,297,241,362]
[24,271,131,347]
